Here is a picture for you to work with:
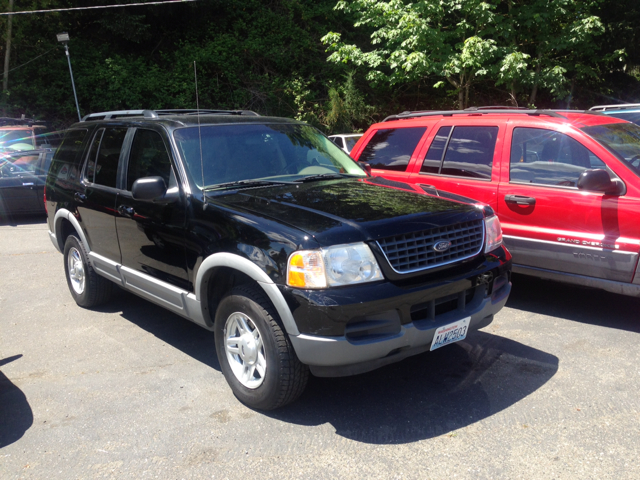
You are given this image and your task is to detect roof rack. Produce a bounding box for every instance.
[465,106,530,111]
[80,109,260,122]
[383,109,568,122]
[0,115,47,127]
[589,103,640,112]
[152,109,260,117]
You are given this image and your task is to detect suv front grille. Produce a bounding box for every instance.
[377,219,484,273]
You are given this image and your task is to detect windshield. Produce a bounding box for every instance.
[173,123,366,189]
[0,129,35,152]
[602,111,640,126]
[582,123,640,176]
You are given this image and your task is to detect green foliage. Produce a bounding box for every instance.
[322,0,619,108]
[324,72,374,133]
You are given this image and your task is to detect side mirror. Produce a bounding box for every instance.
[132,176,167,201]
[577,169,623,195]
[359,162,372,175]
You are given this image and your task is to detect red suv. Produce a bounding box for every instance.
[351,108,640,297]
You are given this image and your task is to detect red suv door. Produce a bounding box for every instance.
[497,121,640,283]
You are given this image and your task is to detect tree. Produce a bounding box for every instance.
[322,0,614,108]
[322,0,499,109]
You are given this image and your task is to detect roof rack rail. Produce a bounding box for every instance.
[152,109,260,117]
[382,109,568,122]
[80,109,260,122]
[81,110,158,122]
[589,103,640,112]
[464,106,530,111]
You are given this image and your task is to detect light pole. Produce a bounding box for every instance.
[57,32,81,122]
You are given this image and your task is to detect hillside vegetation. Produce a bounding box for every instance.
[1,0,638,131]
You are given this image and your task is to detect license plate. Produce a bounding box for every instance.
[430,317,471,351]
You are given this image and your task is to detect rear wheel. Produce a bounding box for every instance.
[214,285,308,410]
[63,235,112,308]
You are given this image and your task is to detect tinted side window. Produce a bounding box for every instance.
[86,128,126,188]
[84,129,103,183]
[421,126,452,174]
[358,127,426,172]
[440,126,497,179]
[127,129,172,191]
[421,126,497,179]
[510,127,610,187]
[53,129,88,164]
[48,129,88,188]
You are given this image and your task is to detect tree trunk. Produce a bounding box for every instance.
[446,76,464,109]
[465,81,470,109]
[567,77,576,109]
[3,0,14,93]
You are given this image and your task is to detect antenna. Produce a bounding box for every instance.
[194,60,206,208]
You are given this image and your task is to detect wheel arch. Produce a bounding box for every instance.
[52,208,90,254]
[195,252,299,336]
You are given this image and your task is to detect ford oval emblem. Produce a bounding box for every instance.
[433,240,452,253]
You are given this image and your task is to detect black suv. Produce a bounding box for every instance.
[45,109,512,410]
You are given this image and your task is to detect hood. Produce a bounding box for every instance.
[208,178,483,246]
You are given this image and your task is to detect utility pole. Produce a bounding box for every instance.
[3,0,14,92]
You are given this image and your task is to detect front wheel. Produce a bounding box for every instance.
[214,285,308,410]
[63,235,113,308]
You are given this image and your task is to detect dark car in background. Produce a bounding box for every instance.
[0,148,54,218]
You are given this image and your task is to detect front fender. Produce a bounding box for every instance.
[195,252,299,336]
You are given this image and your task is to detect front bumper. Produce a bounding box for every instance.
[287,259,511,377]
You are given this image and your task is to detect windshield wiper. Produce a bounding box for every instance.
[297,173,349,182]
[203,179,299,192]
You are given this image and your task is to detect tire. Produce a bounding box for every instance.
[63,235,113,308]
[214,285,309,410]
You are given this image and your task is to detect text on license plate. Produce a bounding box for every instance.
[430,317,471,351]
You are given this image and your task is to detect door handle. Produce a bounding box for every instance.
[505,194,536,206]
[117,205,135,217]
[74,192,87,202]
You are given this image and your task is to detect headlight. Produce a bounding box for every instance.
[484,215,503,253]
[287,242,383,288]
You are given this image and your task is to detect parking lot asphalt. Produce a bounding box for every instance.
[1,217,640,479]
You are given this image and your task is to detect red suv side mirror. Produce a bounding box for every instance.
[577,169,624,195]
[359,162,372,175]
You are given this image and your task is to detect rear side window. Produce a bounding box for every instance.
[358,127,426,172]
[54,129,88,164]
[510,127,612,187]
[126,129,173,191]
[421,126,497,179]
[85,128,127,188]
[48,129,88,185]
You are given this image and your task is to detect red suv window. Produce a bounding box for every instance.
[358,127,426,172]
[510,127,608,187]
[422,126,497,179]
